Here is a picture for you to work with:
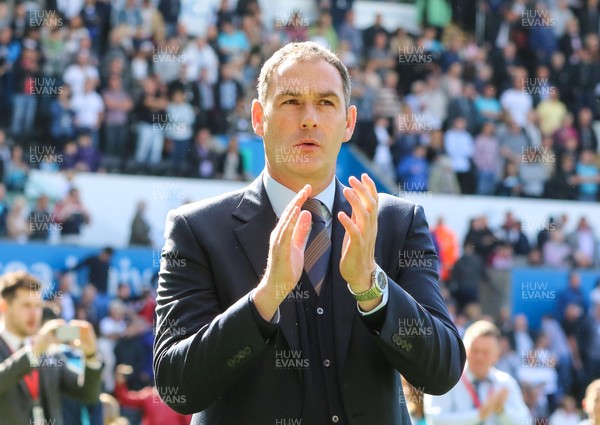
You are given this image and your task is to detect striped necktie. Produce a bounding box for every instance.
[302,198,331,295]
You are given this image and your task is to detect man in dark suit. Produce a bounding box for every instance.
[154,41,466,425]
[0,271,103,425]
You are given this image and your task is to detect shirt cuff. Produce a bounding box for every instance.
[248,290,279,340]
[85,356,103,369]
[357,282,389,316]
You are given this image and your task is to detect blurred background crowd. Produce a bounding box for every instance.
[0,0,600,424]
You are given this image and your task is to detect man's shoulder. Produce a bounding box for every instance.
[378,192,419,217]
[168,185,250,220]
[379,192,416,208]
[491,367,521,387]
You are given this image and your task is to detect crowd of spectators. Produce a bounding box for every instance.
[0,0,597,201]
[1,0,600,423]
[427,209,600,424]
[0,180,94,243]
[43,254,167,424]
[27,206,600,424]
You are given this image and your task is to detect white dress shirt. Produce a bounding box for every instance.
[424,366,531,425]
[262,171,388,315]
[0,325,41,367]
[0,326,30,353]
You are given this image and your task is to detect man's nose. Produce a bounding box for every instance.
[300,104,318,129]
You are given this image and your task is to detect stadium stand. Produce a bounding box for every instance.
[0,0,599,424]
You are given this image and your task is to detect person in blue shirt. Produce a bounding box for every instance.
[557,271,589,320]
[575,149,600,202]
[397,144,429,192]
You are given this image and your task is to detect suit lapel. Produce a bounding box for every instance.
[232,175,276,281]
[38,360,52,413]
[0,336,35,406]
[231,176,359,362]
[232,175,301,354]
[331,180,357,372]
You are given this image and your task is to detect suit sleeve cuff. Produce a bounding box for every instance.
[248,291,279,340]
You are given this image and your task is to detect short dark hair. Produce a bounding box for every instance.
[0,271,42,303]
[257,41,351,109]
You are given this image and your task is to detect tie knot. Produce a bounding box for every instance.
[302,198,325,223]
[473,377,490,388]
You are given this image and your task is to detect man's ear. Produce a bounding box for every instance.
[342,105,357,143]
[251,99,265,137]
[0,298,6,314]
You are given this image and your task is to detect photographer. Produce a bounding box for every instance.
[0,271,102,424]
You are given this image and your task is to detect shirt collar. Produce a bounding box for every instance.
[262,170,336,219]
[465,365,493,384]
[0,325,27,353]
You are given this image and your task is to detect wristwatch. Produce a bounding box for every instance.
[347,265,387,301]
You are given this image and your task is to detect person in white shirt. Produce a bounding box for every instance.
[500,74,533,128]
[372,117,395,183]
[98,299,128,393]
[182,37,219,85]
[580,379,600,425]
[62,50,100,98]
[57,0,85,20]
[165,88,195,173]
[516,336,558,418]
[549,395,581,425]
[444,117,475,194]
[425,320,531,424]
[71,78,105,147]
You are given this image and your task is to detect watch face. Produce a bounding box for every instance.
[376,270,387,291]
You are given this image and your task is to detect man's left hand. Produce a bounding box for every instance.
[338,174,378,292]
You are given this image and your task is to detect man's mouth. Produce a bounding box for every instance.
[296,140,319,147]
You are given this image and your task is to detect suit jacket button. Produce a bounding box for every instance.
[332,415,339,423]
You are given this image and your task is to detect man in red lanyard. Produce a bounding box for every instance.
[580,379,600,425]
[0,270,103,425]
[424,320,531,424]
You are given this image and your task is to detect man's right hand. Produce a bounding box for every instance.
[478,387,509,420]
[31,319,65,356]
[252,184,313,321]
[492,387,509,414]
[478,397,496,421]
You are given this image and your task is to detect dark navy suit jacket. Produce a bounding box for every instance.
[153,174,466,424]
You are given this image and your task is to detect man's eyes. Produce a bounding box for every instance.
[319,99,335,105]
[281,99,335,106]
